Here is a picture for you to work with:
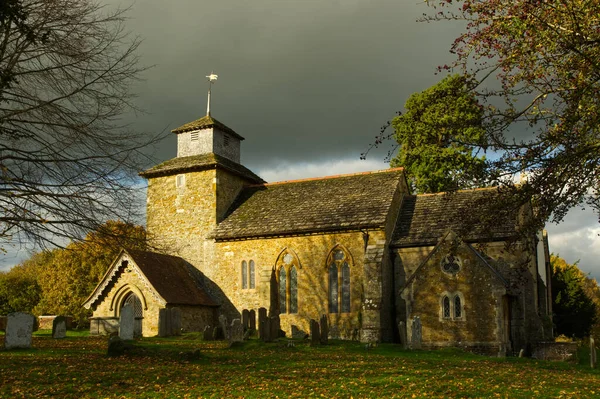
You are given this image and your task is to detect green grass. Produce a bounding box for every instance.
[1,335,599,398]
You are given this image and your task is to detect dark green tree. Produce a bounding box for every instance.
[0,252,45,314]
[551,255,597,338]
[389,74,487,193]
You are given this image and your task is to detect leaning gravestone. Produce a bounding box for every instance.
[4,312,35,349]
[119,304,135,340]
[319,315,329,345]
[249,310,257,330]
[230,319,244,343]
[52,316,67,339]
[310,319,320,347]
[410,316,422,350]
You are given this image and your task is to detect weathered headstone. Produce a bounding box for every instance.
[119,304,135,340]
[242,309,249,331]
[519,349,525,358]
[158,308,169,337]
[319,315,329,345]
[52,316,67,339]
[219,314,229,340]
[591,337,597,369]
[398,321,408,350]
[270,315,280,341]
[212,326,224,340]
[171,307,182,336]
[230,319,244,343]
[4,312,35,349]
[261,318,273,343]
[249,309,257,330]
[410,316,422,350]
[258,307,267,339]
[203,325,212,341]
[310,319,320,347]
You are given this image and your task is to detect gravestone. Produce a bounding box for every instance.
[410,316,422,350]
[4,312,35,349]
[310,319,320,347]
[203,325,212,341]
[212,326,224,340]
[158,308,169,337]
[230,319,244,343]
[261,318,273,342]
[249,310,256,330]
[242,309,250,330]
[270,315,280,341]
[171,307,182,336]
[258,307,267,339]
[319,315,329,345]
[52,316,67,339]
[398,321,408,350]
[119,304,135,340]
[219,314,229,340]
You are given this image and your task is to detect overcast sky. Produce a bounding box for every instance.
[2,0,599,279]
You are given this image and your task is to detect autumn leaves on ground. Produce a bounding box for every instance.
[1,333,599,399]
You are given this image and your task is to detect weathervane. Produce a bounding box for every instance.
[206,72,218,116]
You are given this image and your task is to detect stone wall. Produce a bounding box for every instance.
[38,316,73,330]
[210,230,389,341]
[170,305,216,333]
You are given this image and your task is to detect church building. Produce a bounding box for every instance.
[84,92,553,355]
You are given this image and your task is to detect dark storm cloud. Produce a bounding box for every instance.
[115,0,464,170]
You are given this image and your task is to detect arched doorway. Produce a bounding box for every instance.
[122,292,143,337]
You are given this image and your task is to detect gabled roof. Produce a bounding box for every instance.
[139,152,264,183]
[401,231,508,291]
[211,168,405,240]
[84,249,217,309]
[171,115,244,140]
[391,188,518,247]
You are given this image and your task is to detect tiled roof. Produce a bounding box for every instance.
[171,115,244,140]
[391,188,518,247]
[139,153,264,183]
[127,250,218,306]
[212,168,404,240]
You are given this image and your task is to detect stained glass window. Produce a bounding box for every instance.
[290,265,298,314]
[329,263,338,313]
[279,267,287,314]
[341,262,350,313]
[442,296,451,318]
[249,260,255,289]
[241,260,248,289]
[454,295,462,318]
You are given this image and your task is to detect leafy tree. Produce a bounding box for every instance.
[0,0,159,252]
[551,255,597,338]
[389,74,487,193]
[32,220,146,327]
[0,256,43,314]
[423,0,600,227]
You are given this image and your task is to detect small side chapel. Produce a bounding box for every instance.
[84,84,553,355]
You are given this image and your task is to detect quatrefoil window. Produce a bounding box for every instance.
[441,254,461,275]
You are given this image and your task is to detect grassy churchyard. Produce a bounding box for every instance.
[1,332,599,398]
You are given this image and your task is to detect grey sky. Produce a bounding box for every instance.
[2,0,599,279]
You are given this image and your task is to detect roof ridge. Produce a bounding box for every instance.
[415,186,499,197]
[250,167,404,187]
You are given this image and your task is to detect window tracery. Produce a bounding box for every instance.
[276,249,300,314]
[327,245,352,314]
[441,292,464,320]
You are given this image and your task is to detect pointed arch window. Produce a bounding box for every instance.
[327,246,352,314]
[249,260,255,289]
[441,292,464,320]
[276,249,300,314]
[241,260,248,289]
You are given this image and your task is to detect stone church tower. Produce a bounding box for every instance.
[140,114,263,274]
